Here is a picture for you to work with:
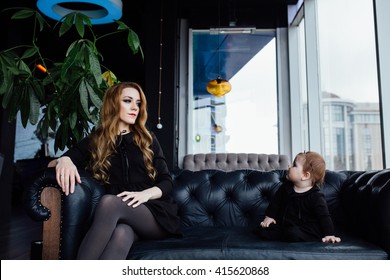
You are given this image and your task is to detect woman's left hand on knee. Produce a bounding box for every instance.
[117,191,150,208]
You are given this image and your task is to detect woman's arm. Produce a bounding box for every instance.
[48,136,91,195]
[150,132,173,197]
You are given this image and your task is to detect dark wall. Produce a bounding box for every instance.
[0,0,25,224]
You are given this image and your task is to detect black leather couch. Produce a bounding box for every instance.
[25,168,390,260]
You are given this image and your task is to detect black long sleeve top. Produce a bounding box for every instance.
[265,181,335,239]
[63,131,181,235]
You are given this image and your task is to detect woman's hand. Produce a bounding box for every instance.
[322,235,341,243]
[54,156,81,196]
[260,216,276,228]
[117,187,162,208]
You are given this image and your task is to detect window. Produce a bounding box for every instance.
[288,0,383,171]
[14,112,63,161]
[315,0,382,170]
[189,30,278,154]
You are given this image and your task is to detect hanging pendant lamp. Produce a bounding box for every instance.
[36,0,123,25]
[206,0,231,97]
[206,76,231,97]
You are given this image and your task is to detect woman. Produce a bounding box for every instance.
[49,82,181,259]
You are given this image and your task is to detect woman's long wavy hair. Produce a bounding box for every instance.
[88,82,156,183]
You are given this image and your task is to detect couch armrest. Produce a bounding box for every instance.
[370,169,390,255]
[342,169,390,256]
[40,187,62,259]
[24,168,105,259]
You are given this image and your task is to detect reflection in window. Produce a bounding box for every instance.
[317,0,382,170]
[14,111,64,161]
[332,105,344,122]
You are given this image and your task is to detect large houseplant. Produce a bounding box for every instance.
[0,7,143,152]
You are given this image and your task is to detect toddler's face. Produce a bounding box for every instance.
[287,155,305,183]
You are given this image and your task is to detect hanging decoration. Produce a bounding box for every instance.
[36,0,123,25]
[156,4,164,129]
[206,77,232,97]
[206,0,232,97]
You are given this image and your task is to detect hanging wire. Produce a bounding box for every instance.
[206,0,232,97]
[217,0,221,77]
[156,3,163,129]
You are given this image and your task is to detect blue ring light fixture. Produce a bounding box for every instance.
[36,0,123,24]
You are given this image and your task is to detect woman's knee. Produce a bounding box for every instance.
[95,194,122,214]
[113,224,135,240]
[98,194,119,206]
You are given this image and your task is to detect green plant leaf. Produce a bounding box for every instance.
[59,13,75,37]
[68,112,78,130]
[61,41,81,79]
[11,9,35,19]
[78,13,92,27]
[28,85,41,125]
[20,87,30,127]
[79,79,91,118]
[0,56,13,95]
[116,20,129,30]
[54,123,64,152]
[61,122,69,150]
[31,79,45,101]
[49,110,57,131]
[127,30,141,54]
[36,117,49,141]
[75,14,85,38]
[35,12,48,32]
[1,80,14,108]
[16,59,32,74]
[7,66,21,75]
[85,79,102,108]
[21,47,38,59]
[7,88,21,123]
[65,40,78,57]
[87,46,102,86]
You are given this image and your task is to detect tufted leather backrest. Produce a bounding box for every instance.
[183,153,289,171]
[171,169,352,229]
[172,169,286,228]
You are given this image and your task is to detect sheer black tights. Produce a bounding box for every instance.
[77,194,169,260]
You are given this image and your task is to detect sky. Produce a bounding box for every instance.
[317,0,379,103]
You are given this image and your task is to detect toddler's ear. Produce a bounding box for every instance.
[301,171,311,181]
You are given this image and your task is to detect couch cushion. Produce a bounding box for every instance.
[127,227,388,260]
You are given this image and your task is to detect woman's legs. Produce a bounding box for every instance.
[99,223,138,259]
[77,194,170,260]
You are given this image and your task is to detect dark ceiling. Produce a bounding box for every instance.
[1,0,300,27]
[178,0,298,29]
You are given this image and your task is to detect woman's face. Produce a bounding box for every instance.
[118,87,141,131]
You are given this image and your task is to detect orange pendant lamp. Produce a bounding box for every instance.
[206,76,232,97]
